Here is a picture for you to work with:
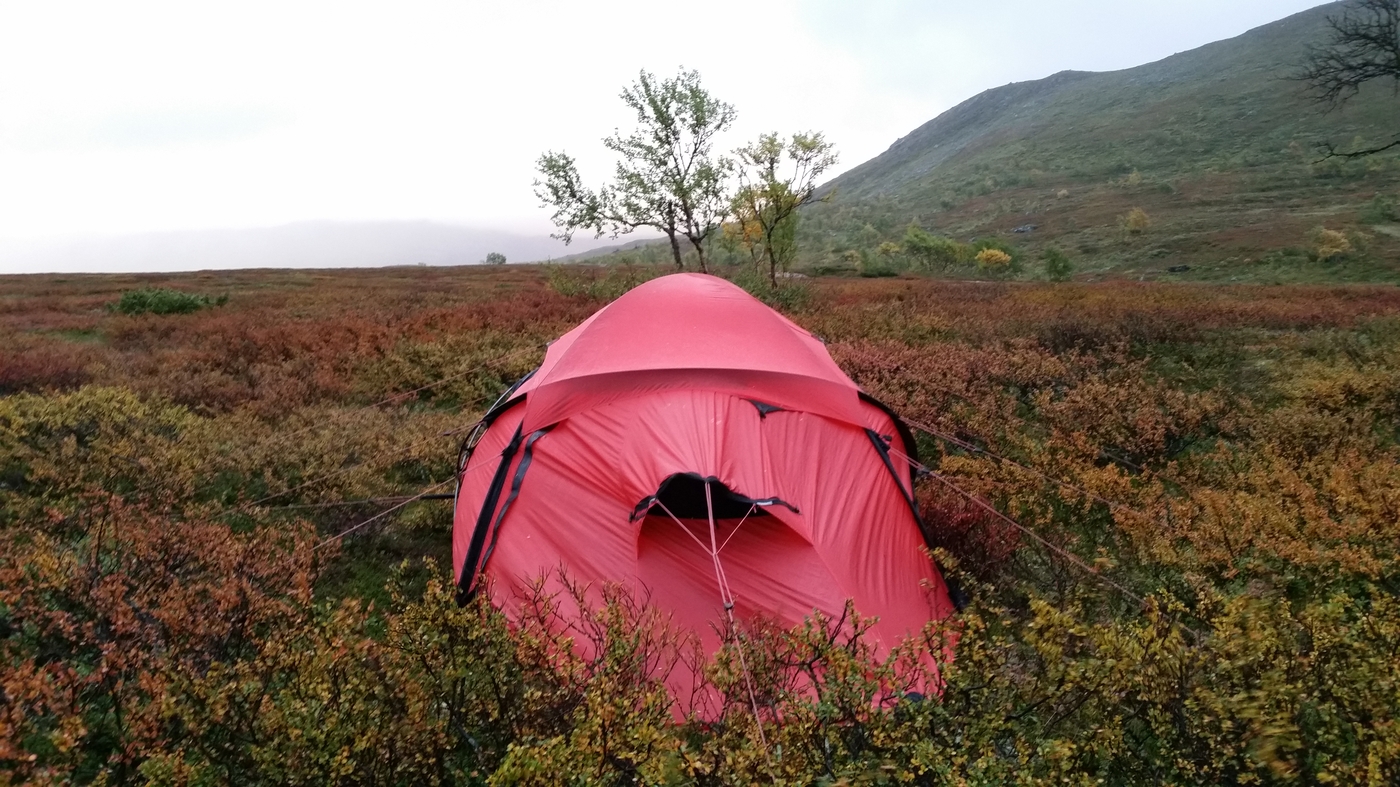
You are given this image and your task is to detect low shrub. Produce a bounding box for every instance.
[543,263,660,301]
[859,261,900,278]
[1366,193,1400,224]
[728,266,812,311]
[904,224,968,271]
[1120,207,1152,235]
[1311,227,1354,261]
[970,239,1022,278]
[112,288,227,316]
[1043,246,1074,282]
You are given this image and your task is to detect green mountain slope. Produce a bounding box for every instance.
[802,1,1400,281]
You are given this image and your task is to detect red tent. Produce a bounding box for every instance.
[453,273,955,698]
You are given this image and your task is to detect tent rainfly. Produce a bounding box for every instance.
[452,273,956,701]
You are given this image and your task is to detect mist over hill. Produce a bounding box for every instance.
[0,221,618,274]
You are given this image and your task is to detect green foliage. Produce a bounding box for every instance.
[1043,246,1074,281]
[543,263,661,301]
[112,287,227,315]
[903,224,967,270]
[727,266,811,311]
[535,69,735,272]
[859,259,900,278]
[1361,193,1399,224]
[485,251,507,265]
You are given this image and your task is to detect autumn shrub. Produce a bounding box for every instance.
[969,239,1021,279]
[974,248,1011,272]
[367,568,1400,784]
[1312,227,1354,261]
[0,497,322,783]
[0,386,199,522]
[354,333,543,410]
[0,336,95,394]
[916,490,1020,577]
[1121,207,1152,234]
[4,266,1400,784]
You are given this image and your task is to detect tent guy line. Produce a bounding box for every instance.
[882,439,1206,641]
[920,467,1148,609]
[883,439,1150,605]
[315,477,456,550]
[902,406,1197,496]
[261,492,457,511]
[894,416,1205,581]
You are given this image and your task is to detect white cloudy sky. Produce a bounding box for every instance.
[0,0,1329,269]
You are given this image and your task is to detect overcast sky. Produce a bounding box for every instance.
[0,0,1330,270]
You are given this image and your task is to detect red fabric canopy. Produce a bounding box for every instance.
[453,273,954,710]
[516,272,868,431]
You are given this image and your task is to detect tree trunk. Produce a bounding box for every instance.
[694,240,709,274]
[765,229,779,288]
[667,231,684,270]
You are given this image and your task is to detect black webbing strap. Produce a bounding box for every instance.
[860,392,921,489]
[866,428,967,611]
[475,426,552,589]
[866,428,925,537]
[457,423,523,603]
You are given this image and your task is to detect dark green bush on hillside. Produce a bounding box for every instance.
[112,288,227,316]
[1361,194,1398,224]
[1043,247,1074,282]
[904,223,967,271]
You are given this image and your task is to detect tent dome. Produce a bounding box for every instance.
[452,273,954,703]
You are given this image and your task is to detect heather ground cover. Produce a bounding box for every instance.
[3,265,1399,784]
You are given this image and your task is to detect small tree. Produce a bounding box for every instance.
[534,69,735,272]
[733,132,839,287]
[1043,247,1073,282]
[485,252,507,265]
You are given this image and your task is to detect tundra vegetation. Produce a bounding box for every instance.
[3,264,1400,784]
